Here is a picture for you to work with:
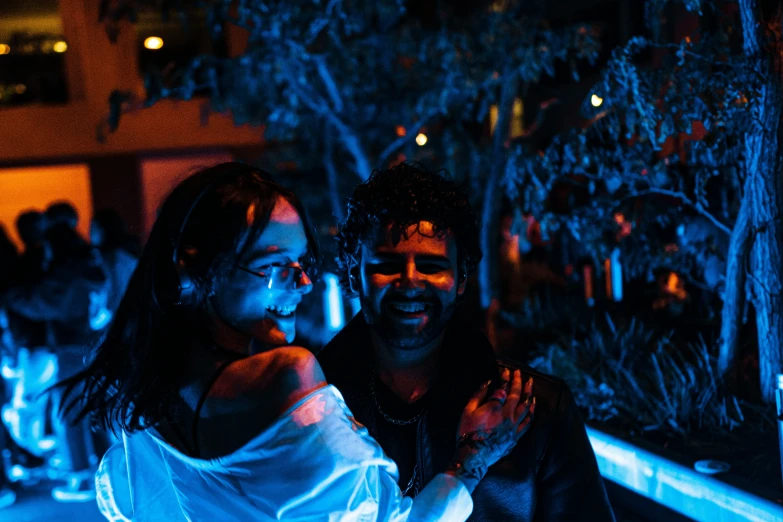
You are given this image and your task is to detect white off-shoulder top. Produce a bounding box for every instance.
[95,385,472,521]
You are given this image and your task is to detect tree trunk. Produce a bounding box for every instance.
[478,76,519,309]
[740,0,783,403]
[717,188,752,377]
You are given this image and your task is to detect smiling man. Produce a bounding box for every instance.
[318,163,615,521]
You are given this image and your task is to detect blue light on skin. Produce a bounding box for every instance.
[587,427,783,521]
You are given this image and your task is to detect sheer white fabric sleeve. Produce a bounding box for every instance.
[95,441,132,522]
[224,386,473,521]
[93,386,473,521]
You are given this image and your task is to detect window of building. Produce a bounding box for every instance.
[0,0,68,107]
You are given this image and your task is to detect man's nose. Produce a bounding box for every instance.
[396,264,424,292]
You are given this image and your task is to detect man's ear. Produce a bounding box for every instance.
[457,263,468,296]
[348,259,361,294]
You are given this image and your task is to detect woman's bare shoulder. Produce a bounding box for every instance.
[228,346,327,413]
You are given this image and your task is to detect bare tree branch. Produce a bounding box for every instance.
[634,187,733,235]
[315,56,344,113]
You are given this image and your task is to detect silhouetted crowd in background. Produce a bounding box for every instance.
[0,203,139,507]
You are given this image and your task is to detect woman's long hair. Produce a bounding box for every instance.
[57,162,320,433]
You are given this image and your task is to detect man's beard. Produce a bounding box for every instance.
[360,294,457,351]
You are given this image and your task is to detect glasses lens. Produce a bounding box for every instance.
[267,266,304,289]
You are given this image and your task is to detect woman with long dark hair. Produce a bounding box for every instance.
[59,162,535,521]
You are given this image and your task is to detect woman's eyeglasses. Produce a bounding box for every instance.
[234,264,310,290]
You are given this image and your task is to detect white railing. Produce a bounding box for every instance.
[587,427,783,522]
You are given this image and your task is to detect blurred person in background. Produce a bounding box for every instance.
[14,210,50,285]
[0,210,52,488]
[0,227,18,295]
[0,226,20,509]
[90,209,140,314]
[3,202,111,502]
[45,201,78,232]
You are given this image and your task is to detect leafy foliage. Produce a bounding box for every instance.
[503,4,758,292]
[530,316,745,436]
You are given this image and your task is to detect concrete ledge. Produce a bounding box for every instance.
[587,427,783,522]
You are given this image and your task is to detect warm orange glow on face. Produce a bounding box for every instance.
[364,221,459,294]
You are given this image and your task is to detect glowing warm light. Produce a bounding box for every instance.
[415,133,428,146]
[591,94,603,107]
[0,164,94,250]
[583,265,594,307]
[144,36,164,50]
[15,84,26,94]
[395,125,406,137]
[52,41,68,53]
[0,44,9,55]
[665,272,687,300]
[614,213,632,239]
[510,97,524,138]
[489,104,499,135]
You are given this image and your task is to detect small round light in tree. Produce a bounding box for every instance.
[590,94,603,107]
[0,44,9,55]
[144,36,164,50]
[415,133,427,146]
[53,41,68,53]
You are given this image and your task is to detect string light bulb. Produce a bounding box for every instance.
[591,94,603,107]
[144,36,164,50]
[415,133,428,146]
[0,44,9,55]
[53,41,67,53]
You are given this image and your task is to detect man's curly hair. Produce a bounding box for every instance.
[336,162,482,295]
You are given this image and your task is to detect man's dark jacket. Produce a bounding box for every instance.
[318,313,616,521]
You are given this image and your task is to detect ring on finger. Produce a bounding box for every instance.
[487,389,508,404]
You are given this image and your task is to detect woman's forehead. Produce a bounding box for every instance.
[269,197,301,225]
[243,198,307,260]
